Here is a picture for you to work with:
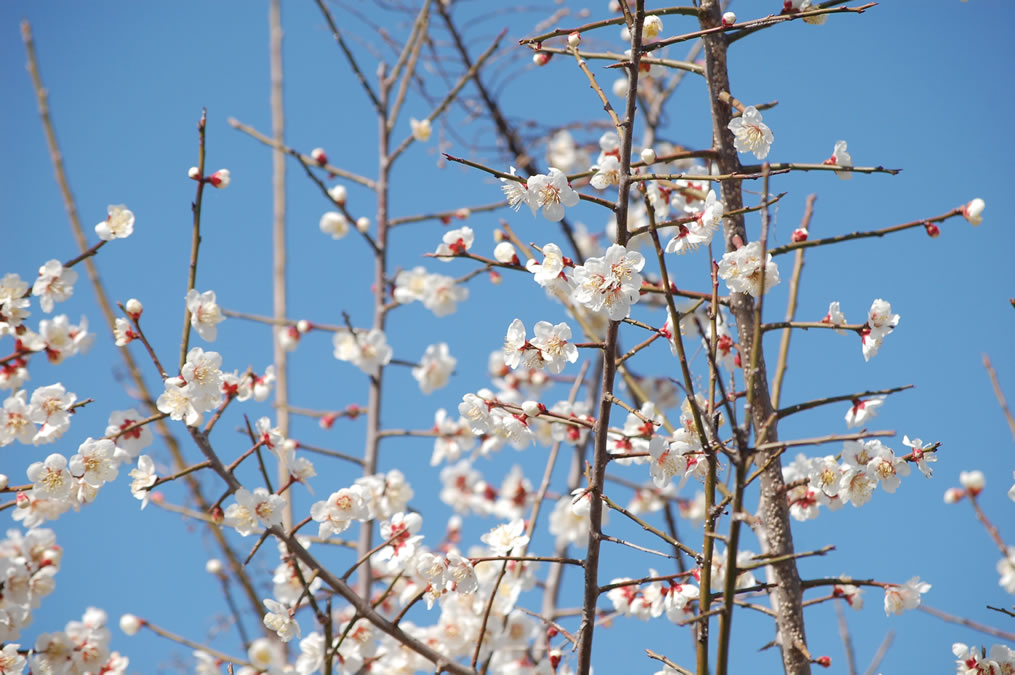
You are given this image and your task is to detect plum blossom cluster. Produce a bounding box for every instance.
[606,571,699,623]
[30,606,128,675]
[717,241,781,297]
[952,642,1015,673]
[393,266,469,317]
[0,528,61,643]
[333,327,393,377]
[571,244,645,320]
[500,167,580,222]
[781,436,935,521]
[502,318,579,374]
[156,347,225,427]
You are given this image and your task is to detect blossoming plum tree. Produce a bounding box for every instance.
[3,2,1012,675]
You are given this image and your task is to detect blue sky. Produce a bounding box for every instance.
[2,1,1014,673]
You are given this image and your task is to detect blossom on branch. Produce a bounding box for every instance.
[728,106,774,160]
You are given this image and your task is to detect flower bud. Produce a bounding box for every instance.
[410,117,432,142]
[42,546,62,565]
[208,169,231,188]
[549,649,562,670]
[187,166,201,180]
[16,492,29,509]
[119,614,142,636]
[521,400,542,417]
[943,487,964,504]
[791,227,809,243]
[0,474,8,491]
[488,269,502,285]
[320,212,349,240]
[328,184,347,205]
[722,11,737,27]
[612,77,629,97]
[310,147,328,165]
[455,207,471,220]
[494,241,518,264]
[205,558,224,575]
[477,388,495,401]
[924,222,940,238]
[815,656,831,668]
[356,216,370,233]
[959,470,985,496]
[640,147,656,165]
[963,198,985,226]
[125,298,143,320]
[532,51,551,66]
[296,319,311,334]
[567,31,581,48]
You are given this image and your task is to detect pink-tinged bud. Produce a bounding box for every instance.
[494,241,518,264]
[0,474,8,491]
[345,403,361,419]
[16,492,29,509]
[208,169,231,189]
[187,166,201,180]
[488,269,503,285]
[150,491,165,504]
[791,227,808,242]
[329,184,347,205]
[310,147,328,166]
[640,147,657,164]
[963,198,985,226]
[455,207,471,220]
[959,470,985,496]
[119,614,142,636]
[943,487,965,504]
[533,51,551,66]
[125,298,143,320]
[42,546,62,565]
[722,11,737,27]
[924,222,940,238]
[546,625,559,639]
[320,413,338,430]
[296,319,311,334]
[356,216,370,233]
[549,649,562,670]
[521,400,542,417]
[205,558,224,575]
[567,31,581,48]
[211,507,224,524]
[815,656,831,668]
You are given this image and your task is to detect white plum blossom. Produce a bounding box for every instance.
[648,435,689,489]
[861,298,899,361]
[845,397,883,428]
[572,244,645,320]
[717,241,780,297]
[129,455,156,509]
[525,168,579,222]
[458,393,493,434]
[106,409,154,460]
[393,266,427,304]
[0,391,36,446]
[902,435,937,478]
[642,14,663,39]
[728,106,773,160]
[412,342,456,394]
[827,140,853,180]
[186,289,226,342]
[310,486,369,538]
[226,487,287,535]
[421,273,468,317]
[883,577,931,615]
[70,438,119,488]
[156,376,202,427]
[333,327,393,376]
[528,321,579,374]
[434,227,474,261]
[263,599,300,642]
[526,242,575,297]
[320,211,349,239]
[95,204,135,240]
[665,190,722,255]
[822,301,848,334]
[32,260,78,313]
[590,155,622,190]
[481,519,530,555]
[502,319,529,370]
[28,383,77,445]
[500,167,529,212]
[963,197,985,225]
[410,117,432,142]
[493,241,518,264]
[27,453,73,500]
[376,512,423,568]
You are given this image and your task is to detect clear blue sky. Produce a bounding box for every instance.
[2,2,1014,673]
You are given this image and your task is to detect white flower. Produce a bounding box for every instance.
[70,437,119,488]
[502,318,528,369]
[410,117,432,142]
[828,140,853,180]
[95,204,135,240]
[844,397,883,428]
[526,242,574,296]
[32,260,78,313]
[648,436,689,488]
[181,347,225,411]
[186,289,226,342]
[717,241,780,297]
[0,391,36,446]
[421,273,468,317]
[263,599,300,642]
[320,211,349,239]
[481,519,530,555]
[434,226,474,261]
[963,198,985,225]
[571,244,645,320]
[590,155,622,190]
[156,376,202,427]
[822,301,848,334]
[883,576,930,615]
[867,443,910,493]
[328,184,347,204]
[528,321,578,374]
[867,298,899,338]
[665,189,721,255]
[997,547,1015,595]
[642,15,663,40]
[129,455,157,509]
[310,486,369,538]
[376,512,423,567]
[393,266,427,304]
[27,453,73,500]
[960,470,985,495]
[728,106,774,160]
[902,435,936,478]
[28,383,77,445]
[525,168,580,222]
[333,328,393,377]
[459,393,493,434]
[500,167,529,212]
[412,342,456,394]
